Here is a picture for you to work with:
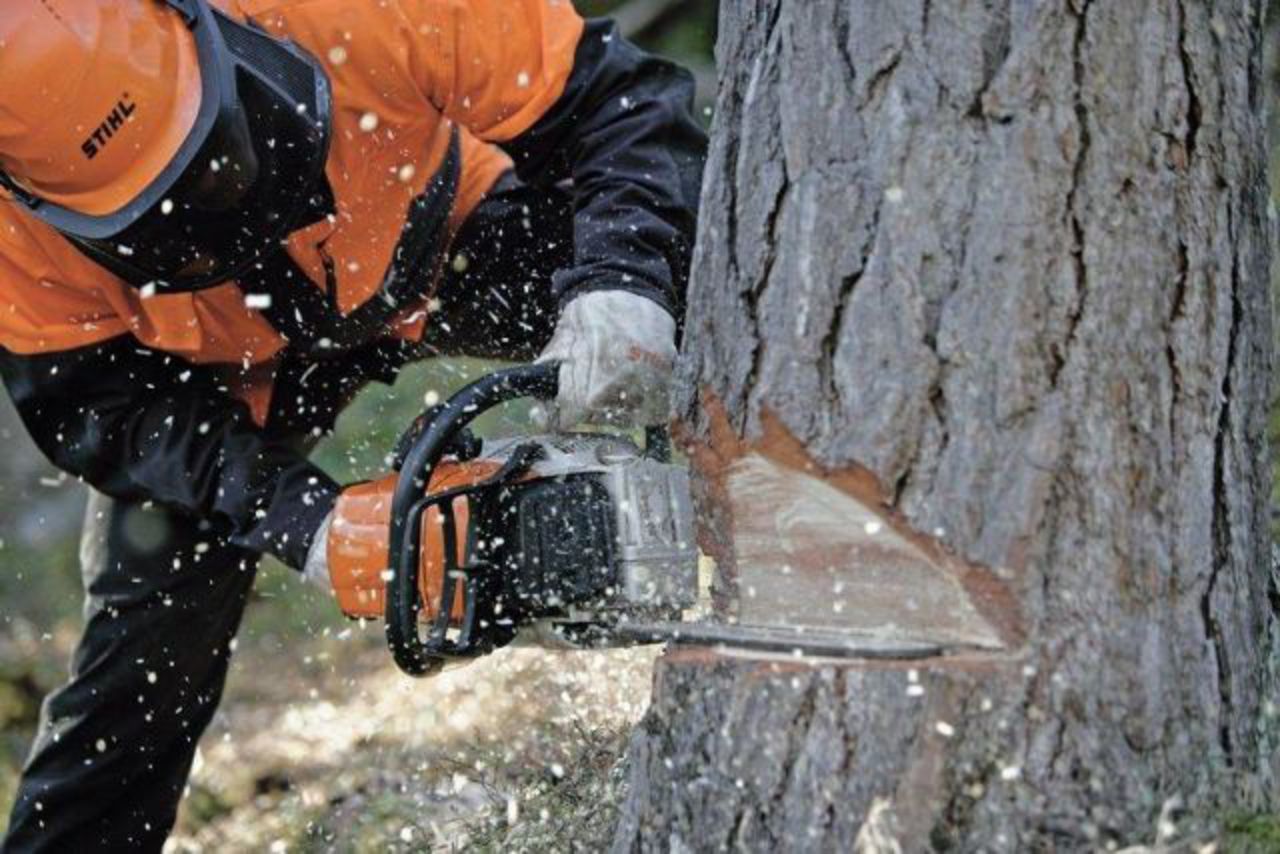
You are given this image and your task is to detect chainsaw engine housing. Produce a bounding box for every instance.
[472,435,697,629]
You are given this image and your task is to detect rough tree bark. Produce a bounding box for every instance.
[615,0,1278,850]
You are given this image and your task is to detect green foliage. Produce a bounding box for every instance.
[578,0,717,47]
[0,520,81,630]
[577,0,718,92]
[311,358,535,484]
[1222,812,1280,852]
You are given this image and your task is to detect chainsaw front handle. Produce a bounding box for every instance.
[386,363,559,676]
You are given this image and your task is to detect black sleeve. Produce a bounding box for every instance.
[499,18,707,317]
[0,338,338,570]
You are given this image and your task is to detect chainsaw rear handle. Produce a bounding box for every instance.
[385,363,671,676]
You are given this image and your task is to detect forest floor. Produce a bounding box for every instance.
[6,559,1280,852]
[1,562,658,853]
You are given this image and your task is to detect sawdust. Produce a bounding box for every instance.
[166,633,659,852]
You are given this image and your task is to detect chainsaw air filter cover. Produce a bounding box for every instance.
[472,474,618,614]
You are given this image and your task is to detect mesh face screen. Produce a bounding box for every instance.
[215,14,320,115]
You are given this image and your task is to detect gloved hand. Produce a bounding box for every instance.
[301,479,395,613]
[535,290,677,429]
[302,510,335,592]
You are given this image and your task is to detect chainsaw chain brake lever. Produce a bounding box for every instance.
[390,405,482,471]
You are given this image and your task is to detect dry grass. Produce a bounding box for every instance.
[3,561,658,853]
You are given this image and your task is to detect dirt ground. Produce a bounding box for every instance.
[2,564,659,853]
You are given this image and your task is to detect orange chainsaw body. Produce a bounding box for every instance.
[328,461,505,622]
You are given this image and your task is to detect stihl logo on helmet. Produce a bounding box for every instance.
[81,94,138,161]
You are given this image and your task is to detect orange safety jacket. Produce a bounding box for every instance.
[0,1,705,569]
[0,0,582,413]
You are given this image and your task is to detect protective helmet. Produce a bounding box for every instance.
[0,0,332,291]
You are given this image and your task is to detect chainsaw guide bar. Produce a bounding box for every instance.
[614,621,945,661]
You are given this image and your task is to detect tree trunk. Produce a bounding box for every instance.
[615,0,1278,850]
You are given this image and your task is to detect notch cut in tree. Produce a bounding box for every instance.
[615,0,1279,850]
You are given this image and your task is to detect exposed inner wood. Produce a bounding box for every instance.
[683,396,1021,648]
[729,452,1002,648]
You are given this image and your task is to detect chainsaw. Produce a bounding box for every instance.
[328,363,700,676]
[330,363,950,677]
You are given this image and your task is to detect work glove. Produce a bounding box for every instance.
[302,510,335,592]
[302,480,396,613]
[534,290,677,429]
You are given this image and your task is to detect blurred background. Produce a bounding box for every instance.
[3,2,1279,851]
[0,2,716,851]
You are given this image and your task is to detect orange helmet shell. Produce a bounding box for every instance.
[0,0,202,216]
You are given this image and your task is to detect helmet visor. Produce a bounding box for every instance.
[14,3,333,292]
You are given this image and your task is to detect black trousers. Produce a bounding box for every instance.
[2,175,572,852]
